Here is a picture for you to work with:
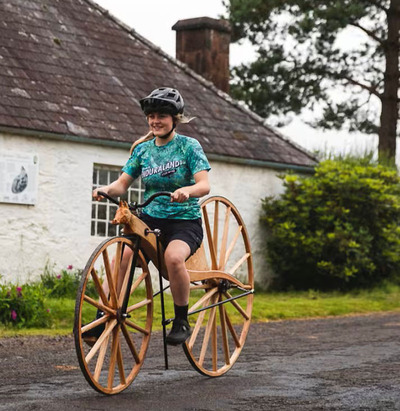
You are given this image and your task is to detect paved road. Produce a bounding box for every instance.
[0,312,400,410]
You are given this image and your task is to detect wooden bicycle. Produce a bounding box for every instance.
[74,192,254,395]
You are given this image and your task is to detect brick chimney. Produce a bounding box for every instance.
[172,17,231,93]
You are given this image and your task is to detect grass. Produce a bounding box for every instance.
[1,283,400,338]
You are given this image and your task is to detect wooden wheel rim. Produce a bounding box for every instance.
[74,236,153,395]
[184,196,254,376]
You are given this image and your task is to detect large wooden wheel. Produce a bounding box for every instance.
[74,236,153,395]
[184,196,254,376]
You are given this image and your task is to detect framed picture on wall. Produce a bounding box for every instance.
[0,152,39,205]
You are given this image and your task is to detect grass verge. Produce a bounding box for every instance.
[1,283,400,338]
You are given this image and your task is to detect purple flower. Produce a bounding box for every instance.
[11,310,17,321]
[46,308,50,313]
[67,265,73,270]
[56,274,61,279]
[16,287,22,297]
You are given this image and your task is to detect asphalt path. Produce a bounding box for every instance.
[0,311,400,410]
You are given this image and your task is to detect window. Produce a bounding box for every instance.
[91,165,144,237]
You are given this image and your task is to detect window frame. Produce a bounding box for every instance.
[91,164,144,237]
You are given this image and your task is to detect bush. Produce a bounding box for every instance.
[261,156,400,290]
[40,264,97,299]
[0,281,52,328]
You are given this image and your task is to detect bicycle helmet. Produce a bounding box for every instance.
[140,87,184,116]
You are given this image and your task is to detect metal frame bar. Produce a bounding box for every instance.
[188,290,254,317]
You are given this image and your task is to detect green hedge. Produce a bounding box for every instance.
[261,156,400,290]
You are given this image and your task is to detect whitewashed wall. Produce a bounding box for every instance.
[0,132,285,286]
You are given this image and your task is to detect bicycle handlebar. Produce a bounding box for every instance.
[96,190,172,210]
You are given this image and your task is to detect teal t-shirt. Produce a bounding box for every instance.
[122,133,211,219]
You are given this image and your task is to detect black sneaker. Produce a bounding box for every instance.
[166,319,192,346]
[82,311,105,347]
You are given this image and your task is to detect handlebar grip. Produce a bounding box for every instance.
[96,191,119,205]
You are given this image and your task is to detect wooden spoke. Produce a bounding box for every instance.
[82,295,115,317]
[121,323,140,363]
[224,226,243,267]
[90,268,110,308]
[188,287,218,314]
[117,255,133,306]
[81,314,109,334]
[188,301,208,350]
[228,253,250,276]
[219,302,231,365]
[102,249,118,308]
[199,296,218,366]
[202,206,218,269]
[127,298,152,314]
[129,270,148,295]
[125,319,150,335]
[85,319,117,364]
[218,206,231,270]
[117,343,126,385]
[224,306,241,348]
[94,333,110,381]
[113,241,123,281]
[223,291,250,320]
[213,200,219,258]
[212,304,218,371]
[107,326,120,389]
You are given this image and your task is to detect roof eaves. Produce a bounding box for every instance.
[207,153,315,174]
[84,0,318,165]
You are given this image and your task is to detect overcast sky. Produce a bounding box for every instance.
[92,0,376,157]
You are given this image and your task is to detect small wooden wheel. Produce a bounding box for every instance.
[184,196,254,376]
[74,236,153,395]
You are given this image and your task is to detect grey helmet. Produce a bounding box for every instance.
[140,87,184,115]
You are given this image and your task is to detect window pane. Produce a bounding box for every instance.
[91,204,97,219]
[92,169,98,185]
[97,222,106,237]
[110,204,118,219]
[110,170,119,182]
[108,224,117,236]
[91,221,96,236]
[99,170,108,185]
[98,204,107,220]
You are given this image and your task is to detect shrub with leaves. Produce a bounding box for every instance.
[261,156,400,290]
[40,264,97,299]
[0,282,51,328]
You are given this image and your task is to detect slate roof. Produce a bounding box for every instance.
[0,0,317,169]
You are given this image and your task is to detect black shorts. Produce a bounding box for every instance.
[140,213,203,257]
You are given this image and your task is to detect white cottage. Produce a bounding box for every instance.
[0,0,316,286]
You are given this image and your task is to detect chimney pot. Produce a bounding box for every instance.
[172,17,231,93]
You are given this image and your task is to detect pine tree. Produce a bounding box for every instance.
[226,0,400,162]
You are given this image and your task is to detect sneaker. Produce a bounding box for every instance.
[166,319,192,346]
[82,311,105,347]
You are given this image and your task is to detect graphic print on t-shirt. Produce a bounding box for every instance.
[142,160,185,179]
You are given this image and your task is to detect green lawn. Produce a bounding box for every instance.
[1,283,400,338]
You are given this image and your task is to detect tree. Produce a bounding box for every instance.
[226,0,400,162]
